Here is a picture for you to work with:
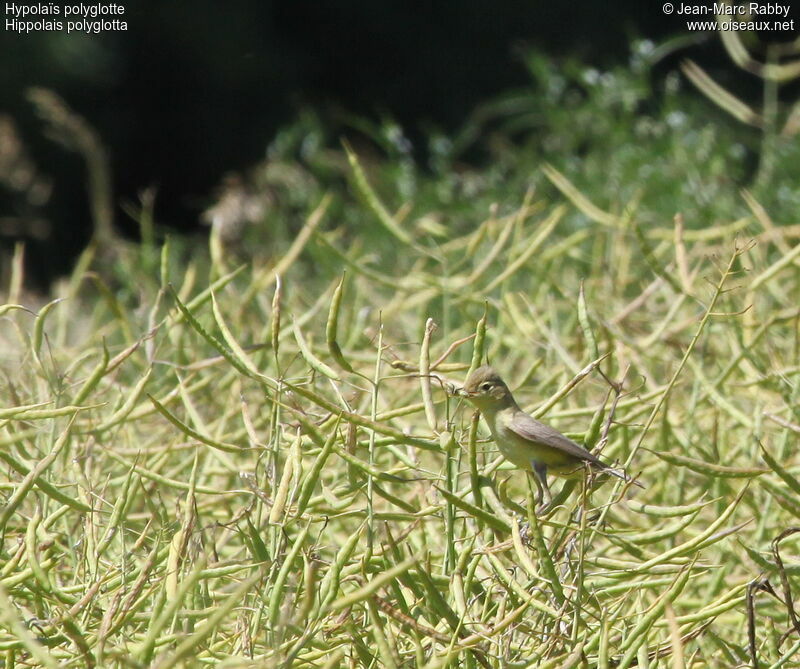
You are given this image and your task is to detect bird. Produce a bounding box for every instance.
[459,365,636,513]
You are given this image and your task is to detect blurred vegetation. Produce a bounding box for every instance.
[2,39,800,667]
[197,40,800,270]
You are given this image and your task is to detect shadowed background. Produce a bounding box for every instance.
[1,0,797,286]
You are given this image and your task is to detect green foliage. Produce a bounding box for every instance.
[3,46,800,667]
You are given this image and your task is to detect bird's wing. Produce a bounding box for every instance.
[507,411,606,466]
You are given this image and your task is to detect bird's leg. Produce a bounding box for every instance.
[532,462,552,515]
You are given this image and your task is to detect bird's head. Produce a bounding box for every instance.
[458,365,514,411]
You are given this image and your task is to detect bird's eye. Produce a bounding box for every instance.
[480,382,493,392]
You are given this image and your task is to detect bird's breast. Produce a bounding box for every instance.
[487,410,584,471]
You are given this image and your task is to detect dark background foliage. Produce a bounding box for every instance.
[1,1,797,284]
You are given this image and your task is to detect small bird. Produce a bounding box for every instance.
[459,365,635,512]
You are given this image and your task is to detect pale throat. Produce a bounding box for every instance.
[472,391,518,416]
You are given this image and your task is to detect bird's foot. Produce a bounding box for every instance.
[536,502,553,516]
[569,507,602,525]
[514,515,531,543]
